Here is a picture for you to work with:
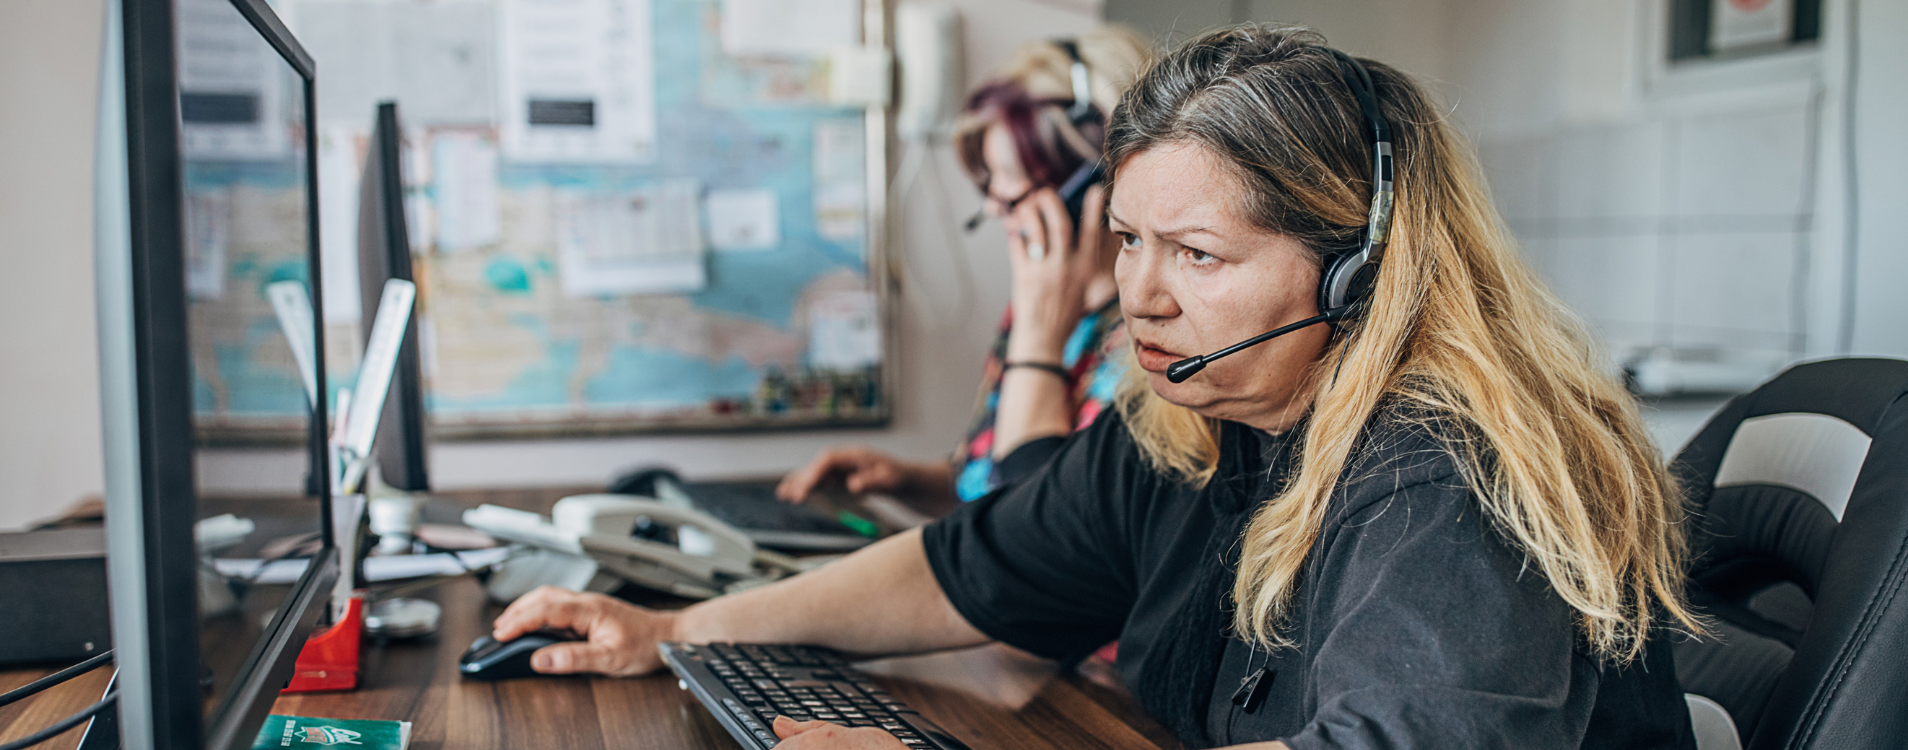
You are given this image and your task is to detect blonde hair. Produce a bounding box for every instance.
[1105,25,1700,663]
[991,25,1152,117]
[952,27,1154,190]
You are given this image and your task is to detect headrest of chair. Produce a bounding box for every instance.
[1674,359,1908,582]
[1677,358,1908,522]
[1712,413,1869,522]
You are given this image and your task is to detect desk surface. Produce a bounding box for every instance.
[0,488,1180,750]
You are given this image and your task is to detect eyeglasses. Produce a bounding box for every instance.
[963,182,1037,233]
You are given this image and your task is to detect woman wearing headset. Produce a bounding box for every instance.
[498,25,1703,749]
[778,28,1153,515]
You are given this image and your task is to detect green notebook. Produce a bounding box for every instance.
[251,714,411,750]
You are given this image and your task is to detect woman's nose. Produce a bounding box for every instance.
[1115,246,1178,320]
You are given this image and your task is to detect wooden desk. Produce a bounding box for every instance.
[0,489,1181,750]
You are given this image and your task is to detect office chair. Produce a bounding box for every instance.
[1669,358,1908,750]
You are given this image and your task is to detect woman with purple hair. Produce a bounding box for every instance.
[778,28,1153,517]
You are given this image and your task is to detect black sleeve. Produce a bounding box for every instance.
[922,414,1143,663]
[993,435,1067,488]
[1282,474,1601,750]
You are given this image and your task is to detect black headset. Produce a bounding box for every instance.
[1053,39,1098,127]
[1165,48,1399,384]
[1318,48,1395,318]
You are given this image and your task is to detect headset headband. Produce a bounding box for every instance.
[1054,39,1095,125]
[1317,48,1396,315]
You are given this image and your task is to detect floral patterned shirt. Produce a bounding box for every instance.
[950,299,1128,502]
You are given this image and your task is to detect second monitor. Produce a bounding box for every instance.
[355,101,430,494]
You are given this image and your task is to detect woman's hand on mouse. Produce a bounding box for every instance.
[491,586,677,677]
[771,717,909,750]
[1003,184,1110,365]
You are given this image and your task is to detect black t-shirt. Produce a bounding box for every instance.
[922,408,1696,749]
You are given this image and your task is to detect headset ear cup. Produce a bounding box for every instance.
[1344,261,1380,310]
[1317,252,1353,313]
[1317,252,1379,317]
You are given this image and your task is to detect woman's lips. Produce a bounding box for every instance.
[1133,340,1187,373]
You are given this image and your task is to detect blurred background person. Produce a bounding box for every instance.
[778,27,1153,517]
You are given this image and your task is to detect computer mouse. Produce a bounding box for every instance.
[608,465,683,497]
[458,629,581,681]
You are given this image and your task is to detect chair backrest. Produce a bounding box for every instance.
[1670,358,1908,749]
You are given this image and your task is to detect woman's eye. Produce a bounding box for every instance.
[1116,232,1142,250]
[1184,247,1217,266]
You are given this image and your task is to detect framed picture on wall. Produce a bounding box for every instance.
[1668,0,1822,63]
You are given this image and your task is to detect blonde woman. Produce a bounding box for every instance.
[495,25,1702,750]
[778,27,1152,515]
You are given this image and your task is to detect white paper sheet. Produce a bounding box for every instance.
[706,188,781,251]
[316,126,364,322]
[812,118,866,242]
[807,290,880,370]
[212,547,510,585]
[185,188,230,300]
[176,0,289,159]
[404,128,436,251]
[719,0,859,57]
[1710,0,1791,51]
[556,180,707,296]
[499,0,659,163]
[432,130,502,252]
[293,0,500,126]
[392,1,500,124]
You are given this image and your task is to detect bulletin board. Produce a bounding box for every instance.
[291,0,892,440]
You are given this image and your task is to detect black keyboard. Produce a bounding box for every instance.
[680,482,875,552]
[659,642,971,750]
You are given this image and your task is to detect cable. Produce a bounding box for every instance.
[0,691,117,750]
[888,138,979,330]
[0,651,113,709]
[1790,84,1825,357]
[1837,0,1861,352]
[917,147,978,329]
[886,141,940,319]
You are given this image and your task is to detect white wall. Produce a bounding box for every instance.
[1450,0,1908,371]
[7,0,1106,502]
[1845,0,1908,355]
[0,0,108,530]
[1104,0,1457,85]
[1103,0,1233,44]
[1243,0,1456,85]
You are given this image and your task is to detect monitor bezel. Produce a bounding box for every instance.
[358,101,432,493]
[111,0,338,747]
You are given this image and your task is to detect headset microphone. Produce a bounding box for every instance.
[1164,308,1346,383]
[1165,48,1394,385]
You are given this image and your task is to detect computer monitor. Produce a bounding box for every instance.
[356,102,431,493]
[94,0,338,747]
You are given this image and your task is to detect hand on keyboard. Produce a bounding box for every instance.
[491,586,678,677]
[771,716,909,750]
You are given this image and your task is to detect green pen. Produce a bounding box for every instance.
[835,510,880,538]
